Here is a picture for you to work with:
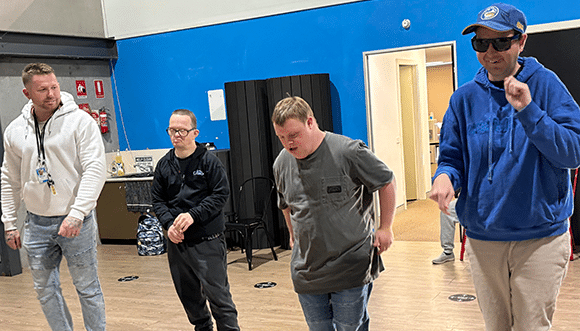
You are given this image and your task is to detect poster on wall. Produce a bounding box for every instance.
[134,155,154,173]
[76,80,87,98]
[208,89,226,121]
[94,80,105,98]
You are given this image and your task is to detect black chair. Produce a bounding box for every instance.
[225,176,278,270]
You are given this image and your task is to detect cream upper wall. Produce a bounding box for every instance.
[102,0,363,39]
[0,0,361,39]
[0,0,105,37]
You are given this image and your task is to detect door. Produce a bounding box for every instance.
[364,42,457,210]
[398,63,419,201]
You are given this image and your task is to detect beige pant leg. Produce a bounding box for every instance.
[466,231,570,331]
[466,238,512,331]
[510,231,570,331]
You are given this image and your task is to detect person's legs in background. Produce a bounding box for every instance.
[432,199,458,264]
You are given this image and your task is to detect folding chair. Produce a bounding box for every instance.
[225,176,278,270]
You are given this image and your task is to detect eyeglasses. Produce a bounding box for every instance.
[166,128,196,137]
[471,35,520,52]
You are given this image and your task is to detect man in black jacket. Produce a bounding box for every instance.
[151,109,239,331]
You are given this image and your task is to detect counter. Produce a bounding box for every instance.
[96,174,154,244]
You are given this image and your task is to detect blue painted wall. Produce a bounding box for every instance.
[111,0,580,151]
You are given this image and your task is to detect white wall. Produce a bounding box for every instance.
[0,0,105,37]
[102,0,363,39]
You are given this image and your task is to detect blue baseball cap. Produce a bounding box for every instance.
[462,3,527,35]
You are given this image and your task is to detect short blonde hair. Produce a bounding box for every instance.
[22,63,55,87]
[272,96,314,126]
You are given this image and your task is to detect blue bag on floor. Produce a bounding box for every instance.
[136,214,167,256]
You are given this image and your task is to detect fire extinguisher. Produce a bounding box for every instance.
[99,108,109,134]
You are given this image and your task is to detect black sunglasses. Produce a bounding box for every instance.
[471,34,520,52]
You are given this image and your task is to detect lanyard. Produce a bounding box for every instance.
[34,117,49,165]
[33,106,56,193]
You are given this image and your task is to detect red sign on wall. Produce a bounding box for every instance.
[78,103,91,115]
[94,80,105,98]
[76,80,87,98]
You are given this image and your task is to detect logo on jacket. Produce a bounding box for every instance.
[327,185,342,194]
[193,170,204,176]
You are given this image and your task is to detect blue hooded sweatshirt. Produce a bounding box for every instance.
[434,57,580,241]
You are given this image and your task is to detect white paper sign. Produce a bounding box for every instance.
[208,89,226,121]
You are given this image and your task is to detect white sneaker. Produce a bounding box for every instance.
[432,252,455,264]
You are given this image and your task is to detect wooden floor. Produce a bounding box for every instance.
[1,241,580,330]
[2,198,580,331]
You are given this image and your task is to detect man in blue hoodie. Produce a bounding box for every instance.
[430,3,580,330]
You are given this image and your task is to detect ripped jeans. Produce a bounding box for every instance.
[23,211,106,331]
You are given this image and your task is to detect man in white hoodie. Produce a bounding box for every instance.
[1,63,107,331]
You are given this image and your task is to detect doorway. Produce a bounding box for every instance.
[363,42,457,209]
[398,62,420,201]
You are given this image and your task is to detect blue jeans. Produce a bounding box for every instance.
[297,283,373,331]
[23,212,106,331]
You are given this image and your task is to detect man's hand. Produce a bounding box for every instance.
[288,233,295,249]
[58,216,83,238]
[168,213,194,244]
[374,227,394,255]
[504,76,532,111]
[430,174,455,215]
[5,229,21,250]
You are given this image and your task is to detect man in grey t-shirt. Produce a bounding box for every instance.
[272,96,397,331]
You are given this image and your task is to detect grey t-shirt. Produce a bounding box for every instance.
[273,132,394,294]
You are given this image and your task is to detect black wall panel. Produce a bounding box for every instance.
[225,73,332,249]
[225,80,278,248]
[225,80,272,192]
[0,117,22,276]
[521,28,580,105]
[0,222,22,276]
[211,150,233,215]
[522,28,580,246]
